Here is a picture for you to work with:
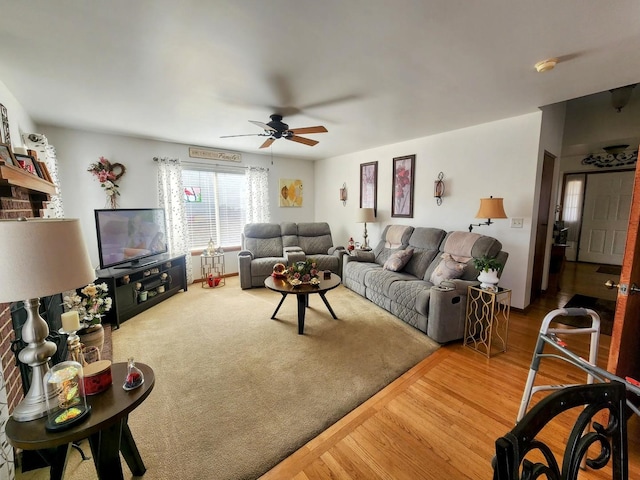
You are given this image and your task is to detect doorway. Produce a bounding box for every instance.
[559,170,634,265]
[530,151,555,302]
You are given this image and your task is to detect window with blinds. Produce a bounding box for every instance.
[182,166,246,250]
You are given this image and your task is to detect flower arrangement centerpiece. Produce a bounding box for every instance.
[87,156,126,209]
[62,283,113,326]
[287,259,319,286]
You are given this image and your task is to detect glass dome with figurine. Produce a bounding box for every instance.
[43,360,91,432]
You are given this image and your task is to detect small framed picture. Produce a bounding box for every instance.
[15,153,42,177]
[392,154,415,218]
[360,161,378,214]
[0,142,16,166]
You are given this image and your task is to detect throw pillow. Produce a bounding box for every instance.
[429,253,466,285]
[383,248,414,272]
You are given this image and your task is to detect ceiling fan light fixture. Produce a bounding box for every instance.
[603,144,629,156]
[534,58,558,73]
[610,84,636,112]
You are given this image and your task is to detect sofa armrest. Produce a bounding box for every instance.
[439,278,479,295]
[238,249,254,260]
[328,246,345,255]
[286,250,306,264]
[427,283,473,343]
[352,250,375,262]
[284,246,303,253]
[238,251,254,290]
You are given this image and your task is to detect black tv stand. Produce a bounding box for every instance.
[95,253,188,328]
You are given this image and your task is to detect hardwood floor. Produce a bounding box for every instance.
[262,261,639,479]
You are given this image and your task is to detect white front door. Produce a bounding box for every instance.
[578,170,634,265]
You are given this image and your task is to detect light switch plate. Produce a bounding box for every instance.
[511,218,524,228]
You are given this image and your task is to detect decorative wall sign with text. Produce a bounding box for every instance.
[189,147,242,162]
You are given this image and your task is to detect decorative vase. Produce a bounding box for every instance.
[78,323,105,353]
[478,269,500,291]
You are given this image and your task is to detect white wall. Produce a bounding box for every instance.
[0,79,37,148]
[315,113,544,309]
[37,125,316,275]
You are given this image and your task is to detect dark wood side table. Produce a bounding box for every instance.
[6,362,155,480]
[264,273,341,334]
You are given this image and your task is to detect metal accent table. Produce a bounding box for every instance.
[6,362,155,480]
[201,252,225,288]
[464,285,511,358]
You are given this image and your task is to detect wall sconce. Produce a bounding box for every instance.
[434,172,445,206]
[339,183,347,206]
[468,196,507,232]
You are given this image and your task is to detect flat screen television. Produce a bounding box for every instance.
[95,208,168,270]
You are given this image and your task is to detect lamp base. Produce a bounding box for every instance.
[12,383,59,422]
[12,298,58,422]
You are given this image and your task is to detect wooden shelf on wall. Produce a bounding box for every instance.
[0,163,56,195]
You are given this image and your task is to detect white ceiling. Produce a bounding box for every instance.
[1,1,639,161]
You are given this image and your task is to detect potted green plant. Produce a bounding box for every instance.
[472,256,503,290]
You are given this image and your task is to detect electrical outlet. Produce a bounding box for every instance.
[511,218,524,228]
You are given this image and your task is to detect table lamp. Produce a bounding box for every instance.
[0,218,95,422]
[357,208,376,250]
[468,196,507,232]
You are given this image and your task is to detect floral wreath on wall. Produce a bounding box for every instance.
[88,156,126,209]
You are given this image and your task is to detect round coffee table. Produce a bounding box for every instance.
[264,273,341,334]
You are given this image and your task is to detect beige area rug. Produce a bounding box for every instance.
[18,277,439,480]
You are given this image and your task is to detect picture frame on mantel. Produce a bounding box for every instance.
[0,143,16,167]
[360,161,377,214]
[391,154,415,218]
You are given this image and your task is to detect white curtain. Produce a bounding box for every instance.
[245,166,270,223]
[155,157,193,284]
[23,133,64,218]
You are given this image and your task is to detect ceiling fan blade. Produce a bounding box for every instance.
[220,133,268,138]
[289,126,328,135]
[259,137,276,149]
[249,120,277,132]
[287,135,319,147]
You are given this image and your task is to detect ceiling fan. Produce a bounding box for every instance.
[221,114,327,149]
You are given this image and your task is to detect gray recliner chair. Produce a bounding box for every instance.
[238,223,287,289]
[296,222,345,275]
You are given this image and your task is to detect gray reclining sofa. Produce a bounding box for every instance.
[342,225,508,343]
[238,222,345,289]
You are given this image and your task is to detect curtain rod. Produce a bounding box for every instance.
[154,157,268,172]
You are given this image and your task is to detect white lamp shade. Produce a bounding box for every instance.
[357,208,376,223]
[475,198,507,219]
[0,218,96,302]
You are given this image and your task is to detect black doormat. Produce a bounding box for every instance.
[558,294,616,336]
[597,264,622,275]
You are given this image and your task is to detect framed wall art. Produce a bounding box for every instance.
[279,178,303,207]
[0,143,16,166]
[391,154,415,218]
[360,161,377,214]
[0,104,10,146]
